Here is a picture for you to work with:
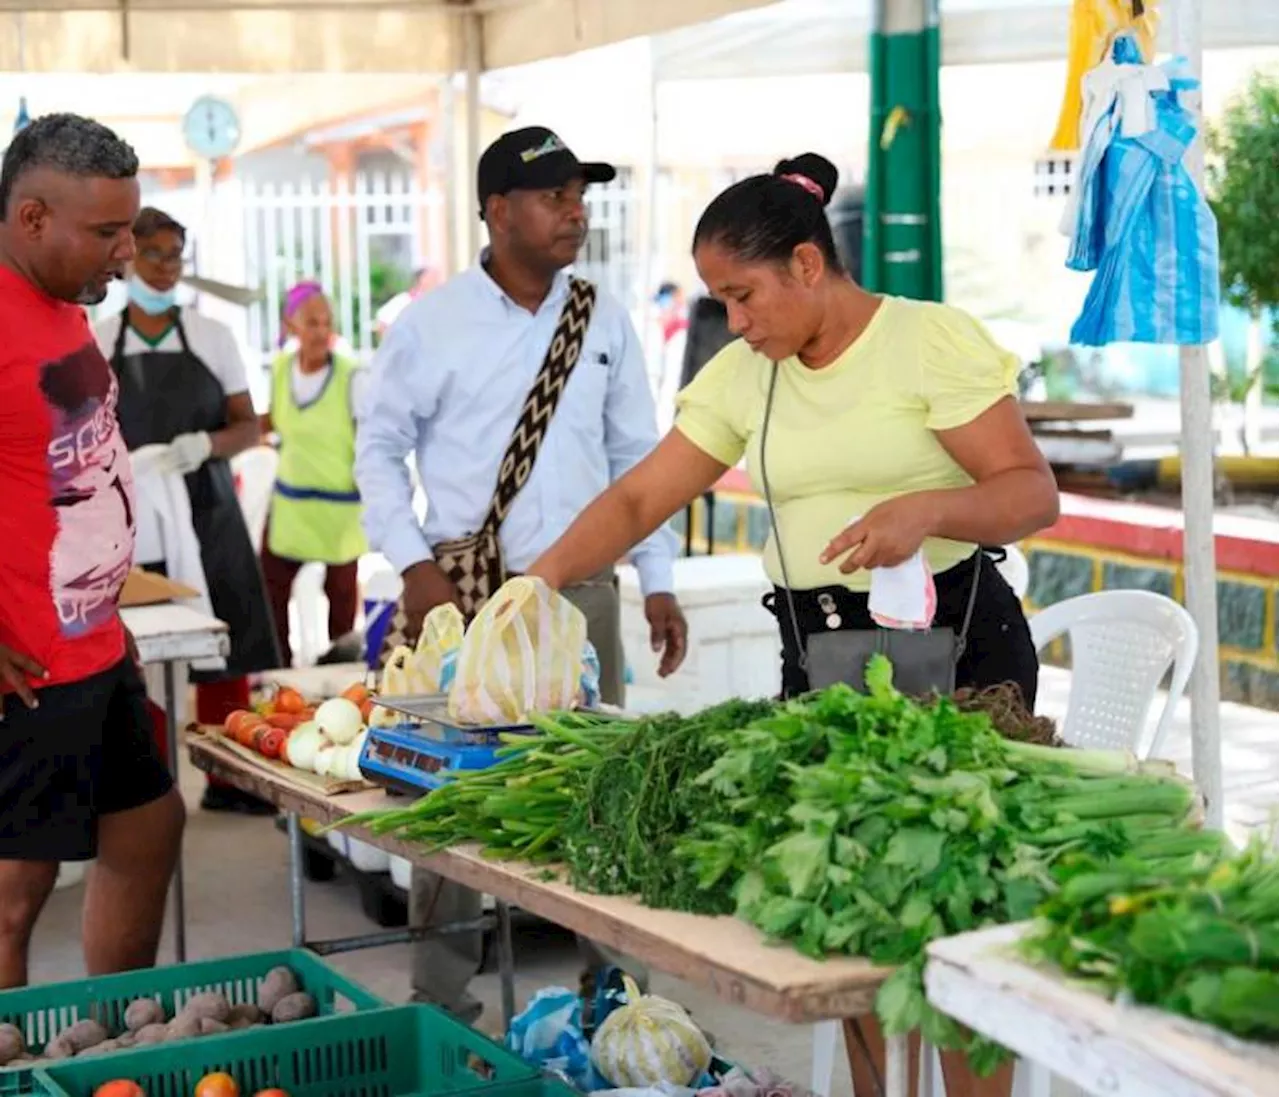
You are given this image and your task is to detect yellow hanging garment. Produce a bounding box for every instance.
[1049,0,1161,151]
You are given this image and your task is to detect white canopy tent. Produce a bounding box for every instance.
[650,0,1277,79]
[0,0,777,74]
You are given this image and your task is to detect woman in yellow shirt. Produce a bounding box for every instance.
[529,151,1058,1093]
[530,152,1057,708]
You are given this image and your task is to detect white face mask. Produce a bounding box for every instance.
[128,274,177,316]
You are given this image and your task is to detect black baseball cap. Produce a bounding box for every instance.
[476,126,616,217]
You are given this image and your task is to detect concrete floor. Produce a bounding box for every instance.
[28,666,1278,1097]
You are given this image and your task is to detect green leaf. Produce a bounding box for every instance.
[753,895,812,938]
[883,828,948,876]
[876,962,926,1035]
[865,654,896,700]
[766,831,832,898]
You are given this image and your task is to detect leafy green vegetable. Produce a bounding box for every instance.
[1023,832,1277,1042]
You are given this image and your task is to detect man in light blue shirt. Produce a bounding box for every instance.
[356,126,684,1022]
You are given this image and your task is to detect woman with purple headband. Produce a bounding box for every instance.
[259,282,366,667]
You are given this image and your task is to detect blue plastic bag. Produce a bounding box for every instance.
[505,986,603,1091]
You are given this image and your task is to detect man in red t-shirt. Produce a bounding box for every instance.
[0,114,184,987]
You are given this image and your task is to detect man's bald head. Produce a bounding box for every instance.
[0,113,140,304]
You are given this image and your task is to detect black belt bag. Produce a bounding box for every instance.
[759,365,980,698]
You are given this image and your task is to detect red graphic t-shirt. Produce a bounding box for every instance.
[0,265,136,689]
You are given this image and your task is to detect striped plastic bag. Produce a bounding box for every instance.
[414,602,466,692]
[447,577,588,725]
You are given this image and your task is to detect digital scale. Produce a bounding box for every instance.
[358,694,538,797]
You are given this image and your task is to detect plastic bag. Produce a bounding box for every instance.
[415,602,466,691]
[505,986,598,1091]
[448,577,588,724]
[591,975,713,1089]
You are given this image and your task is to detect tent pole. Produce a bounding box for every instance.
[639,38,661,368]
[463,9,483,262]
[1171,0,1224,831]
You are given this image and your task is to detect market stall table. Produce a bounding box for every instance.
[925,923,1278,1097]
[187,731,914,1095]
[122,603,229,965]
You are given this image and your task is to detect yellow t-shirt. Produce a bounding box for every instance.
[675,296,1020,592]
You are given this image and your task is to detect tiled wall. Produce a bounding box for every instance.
[674,495,1279,710]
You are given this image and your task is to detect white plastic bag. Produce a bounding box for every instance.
[448,577,588,724]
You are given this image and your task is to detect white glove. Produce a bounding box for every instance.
[164,431,213,475]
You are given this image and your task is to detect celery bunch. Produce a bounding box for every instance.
[1024,833,1279,1041]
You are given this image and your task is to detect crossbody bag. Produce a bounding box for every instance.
[376,277,598,666]
[759,363,981,697]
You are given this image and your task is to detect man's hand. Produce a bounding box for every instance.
[0,643,46,720]
[644,593,688,678]
[401,561,462,644]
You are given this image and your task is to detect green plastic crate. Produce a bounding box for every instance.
[37,1005,541,1097]
[0,949,384,1090]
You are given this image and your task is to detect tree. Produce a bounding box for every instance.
[1206,70,1278,452]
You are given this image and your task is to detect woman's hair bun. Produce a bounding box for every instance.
[772,153,838,207]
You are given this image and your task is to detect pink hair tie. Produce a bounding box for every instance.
[781,173,824,201]
[279,281,325,347]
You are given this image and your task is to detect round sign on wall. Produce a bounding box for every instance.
[182,95,241,160]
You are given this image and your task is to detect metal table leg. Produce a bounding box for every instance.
[495,898,516,1033]
[288,812,307,948]
[163,661,186,963]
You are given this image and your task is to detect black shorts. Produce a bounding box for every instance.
[768,550,1040,707]
[0,658,174,862]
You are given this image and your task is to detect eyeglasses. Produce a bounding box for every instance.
[137,248,187,268]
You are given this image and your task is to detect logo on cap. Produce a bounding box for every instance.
[520,134,568,163]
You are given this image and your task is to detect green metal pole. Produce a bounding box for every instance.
[864,0,943,302]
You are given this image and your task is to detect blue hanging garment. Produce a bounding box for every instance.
[1063,35,1220,347]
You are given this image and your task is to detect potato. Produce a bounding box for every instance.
[116,1032,138,1049]
[60,1019,107,1052]
[43,1037,75,1061]
[133,1024,168,1046]
[0,1025,24,1066]
[178,991,231,1024]
[77,1038,121,1057]
[124,998,166,1032]
[198,1018,230,1036]
[166,1014,201,1041]
[227,1004,262,1028]
[270,992,318,1024]
[255,967,300,1015]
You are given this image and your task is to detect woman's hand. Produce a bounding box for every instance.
[820,494,937,573]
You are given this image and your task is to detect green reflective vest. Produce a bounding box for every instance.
[266,351,367,565]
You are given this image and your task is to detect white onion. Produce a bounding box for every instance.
[345,731,368,781]
[313,744,339,778]
[285,721,324,771]
[314,697,364,745]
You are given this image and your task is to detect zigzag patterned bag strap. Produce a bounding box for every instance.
[482,276,598,532]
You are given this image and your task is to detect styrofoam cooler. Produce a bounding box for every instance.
[389,855,413,891]
[617,554,780,709]
[327,831,392,874]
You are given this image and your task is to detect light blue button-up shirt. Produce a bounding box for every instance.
[355,259,677,597]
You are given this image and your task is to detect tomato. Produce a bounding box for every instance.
[359,698,374,722]
[265,713,302,731]
[234,720,266,748]
[194,1072,240,1097]
[224,710,256,736]
[252,1091,290,1097]
[340,683,369,706]
[93,1083,145,1097]
[257,727,287,760]
[274,687,306,715]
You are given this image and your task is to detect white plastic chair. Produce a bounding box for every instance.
[996,543,1030,599]
[231,445,279,554]
[1029,589,1198,760]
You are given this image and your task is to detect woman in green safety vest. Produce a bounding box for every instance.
[259,282,367,667]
